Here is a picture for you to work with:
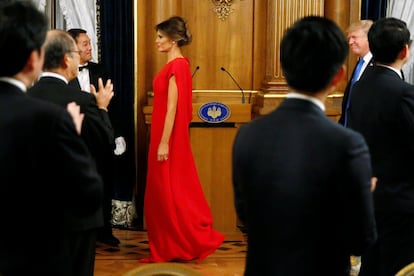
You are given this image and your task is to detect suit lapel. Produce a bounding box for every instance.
[72,77,82,90]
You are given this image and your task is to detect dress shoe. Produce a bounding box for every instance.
[97,233,120,246]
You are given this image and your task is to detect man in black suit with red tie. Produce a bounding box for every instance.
[0,2,103,275]
[232,16,377,276]
[348,17,414,276]
[67,28,122,246]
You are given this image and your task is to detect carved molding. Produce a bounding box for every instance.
[211,0,234,20]
[263,0,324,92]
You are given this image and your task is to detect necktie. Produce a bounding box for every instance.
[350,58,365,86]
[344,58,365,127]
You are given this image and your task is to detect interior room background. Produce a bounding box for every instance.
[33,0,414,229]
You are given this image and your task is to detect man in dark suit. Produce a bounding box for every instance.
[232,16,377,276]
[337,16,375,276]
[339,20,373,127]
[67,28,123,245]
[27,28,117,260]
[0,2,103,275]
[348,17,414,276]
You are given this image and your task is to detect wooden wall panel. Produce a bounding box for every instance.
[180,0,255,90]
[190,127,239,235]
[253,0,268,89]
[141,0,256,90]
[143,1,180,91]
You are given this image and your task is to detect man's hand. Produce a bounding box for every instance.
[90,78,114,111]
[371,177,377,192]
[66,102,84,134]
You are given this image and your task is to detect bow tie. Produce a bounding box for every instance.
[78,64,89,71]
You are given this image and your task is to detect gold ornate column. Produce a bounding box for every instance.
[325,0,360,30]
[326,0,361,87]
[325,0,351,92]
[261,0,324,94]
[253,0,359,118]
[324,0,361,116]
[254,0,324,116]
[325,0,350,27]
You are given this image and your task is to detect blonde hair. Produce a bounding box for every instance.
[347,20,373,35]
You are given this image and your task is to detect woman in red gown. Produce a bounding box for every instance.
[140,16,224,263]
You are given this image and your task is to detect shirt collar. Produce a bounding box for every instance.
[376,64,403,79]
[40,72,68,83]
[286,92,325,111]
[362,52,373,64]
[0,77,27,92]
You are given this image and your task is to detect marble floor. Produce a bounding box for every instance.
[94,228,247,276]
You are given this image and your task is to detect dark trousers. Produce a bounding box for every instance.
[98,151,115,237]
[359,212,414,276]
[65,229,97,276]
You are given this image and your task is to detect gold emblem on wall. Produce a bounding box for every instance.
[211,0,234,20]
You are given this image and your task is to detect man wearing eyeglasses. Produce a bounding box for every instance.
[27,29,114,275]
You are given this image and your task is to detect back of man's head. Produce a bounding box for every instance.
[43,29,76,70]
[0,1,47,76]
[368,17,411,64]
[280,16,348,93]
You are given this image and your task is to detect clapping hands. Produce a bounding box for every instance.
[91,78,114,111]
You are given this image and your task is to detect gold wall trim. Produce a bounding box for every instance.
[147,90,260,96]
[193,89,259,94]
[262,93,344,99]
[133,0,138,175]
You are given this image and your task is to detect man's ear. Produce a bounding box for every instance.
[20,50,43,83]
[23,51,37,73]
[331,64,346,87]
[398,44,409,61]
[62,53,70,69]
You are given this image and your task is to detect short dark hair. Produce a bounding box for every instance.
[156,16,192,47]
[0,1,48,76]
[280,16,348,93]
[67,28,87,43]
[368,17,411,64]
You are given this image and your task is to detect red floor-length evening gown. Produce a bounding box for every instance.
[143,57,225,262]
